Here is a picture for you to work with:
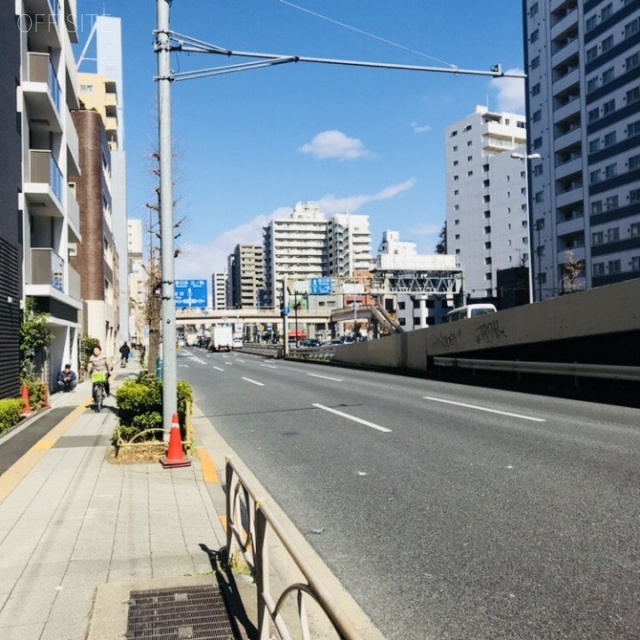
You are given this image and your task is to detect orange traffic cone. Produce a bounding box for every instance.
[20,384,32,417]
[160,412,191,469]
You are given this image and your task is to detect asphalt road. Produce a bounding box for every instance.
[180,347,640,640]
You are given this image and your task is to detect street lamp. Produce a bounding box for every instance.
[511,152,541,304]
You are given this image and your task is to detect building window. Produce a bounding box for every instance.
[592,231,604,245]
[624,17,640,39]
[455,219,460,225]
[627,86,640,105]
[631,222,640,237]
[485,272,492,281]
[593,262,605,276]
[589,139,601,154]
[608,259,621,273]
[450,130,458,137]
[632,256,640,271]
[398,317,406,326]
[627,120,640,137]
[607,227,619,242]
[587,77,599,93]
[453,160,459,166]
[468,171,474,177]
[485,241,491,250]
[485,257,492,265]
[483,179,490,187]
[467,155,473,162]
[454,190,459,195]
[522,220,528,228]
[484,226,491,234]
[629,154,640,170]
[538,272,547,285]
[586,15,598,32]
[413,317,421,326]
[464,125,472,132]
[629,188,640,203]
[601,35,614,53]
[605,163,617,179]
[591,200,603,214]
[604,131,617,146]
[534,164,544,176]
[530,29,539,42]
[532,83,541,96]
[533,137,542,149]
[455,234,460,240]
[453,145,459,151]
[535,191,544,203]
[587,46,598,62]
[605,195,618,210]
[483,164,490,172]
[531,55,540,69]
[484,210,491,219]
[590,169,602,184]
[467,140,472,146]
[530,2,538,16]
[533,109,542,122]
[626,51,640,71]
[398,301,405,310]
[602,67,615,84]
[588,107,600,123]
[601,3,613,21]
[602,99,615,115]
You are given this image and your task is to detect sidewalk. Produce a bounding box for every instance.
[0,362,245,640]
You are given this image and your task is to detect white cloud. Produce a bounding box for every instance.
[489,69,526,113]
[409,223,440,236]
[174,179,416,278]
[298,130,374,161]
[410,122,432,134]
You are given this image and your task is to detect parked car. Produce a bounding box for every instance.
[299,338,321,348]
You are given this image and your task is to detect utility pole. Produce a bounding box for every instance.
[155,0,177,433]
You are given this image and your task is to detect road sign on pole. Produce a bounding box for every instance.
[175,279,208,309]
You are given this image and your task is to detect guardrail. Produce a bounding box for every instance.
[225,457,363,640]
[288,346,336,360]
[433,357,640,382]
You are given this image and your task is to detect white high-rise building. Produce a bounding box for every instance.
[327,213,373,276]
[445,106,529,300]
[263,203,328,307]
[211,272,227,310]
[524,0,640,301]
[127,219,145,343]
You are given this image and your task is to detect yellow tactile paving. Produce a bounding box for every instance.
[196,447,219,484]
[0,399,92,503]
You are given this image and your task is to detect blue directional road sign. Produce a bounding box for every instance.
[175,279,208,309]
[310,277,332,295]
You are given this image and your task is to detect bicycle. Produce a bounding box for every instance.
[91,372,107,412]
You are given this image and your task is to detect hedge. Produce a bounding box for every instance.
[115,372,192,444]
[0,399,25,434]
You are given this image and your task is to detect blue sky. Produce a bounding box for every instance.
[76,0,526,279]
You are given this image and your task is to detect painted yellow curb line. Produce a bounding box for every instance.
[0,400,92,504]
[196,447,219,484]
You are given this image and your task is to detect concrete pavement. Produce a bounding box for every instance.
[0,363,243,640]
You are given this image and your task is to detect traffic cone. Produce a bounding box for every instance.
[160,412,191,469]
[20,384,32,417]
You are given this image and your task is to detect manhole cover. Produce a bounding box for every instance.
[126,584,234,639]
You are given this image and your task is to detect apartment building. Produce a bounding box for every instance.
[229,245,264,308]
[18,0,83,389]
[70,109,118,359]
[263,203,329,307]
[127,219,146,344]
[445,106,529,300]
[327,213,374,277]
[524,0,640,300]
[78,15,129,338]
[211,272,227,310]
[0,1,22,398]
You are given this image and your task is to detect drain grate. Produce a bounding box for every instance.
[126,584,234,639]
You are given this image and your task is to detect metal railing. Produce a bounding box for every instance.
[226,458,363,640]
[433,357,640,382]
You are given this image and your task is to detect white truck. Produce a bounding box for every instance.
[209,326,233,352]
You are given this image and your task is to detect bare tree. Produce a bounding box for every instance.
[561,249,583,294]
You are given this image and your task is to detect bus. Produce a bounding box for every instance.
[445,303,497,323]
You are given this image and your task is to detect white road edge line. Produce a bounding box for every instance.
[242,377,265,387]
[213,366,225,372]
[261,364,278,369]
[423,396,546,422]
[312,403,392,433]
[307,373,343,382]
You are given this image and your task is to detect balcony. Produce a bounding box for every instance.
[24,150,63,217]
[67,185,81,241]
[66,106,80,176]
[554,125,582,151]
[556,156,583,180]
[68,264,81,300]
[557,215,585,236]
[29,248,64,292]
[22,52,62,132]
[556,185,584,209]
[23,0,61,48]
[553,67,580,94]
[552,37,579,68]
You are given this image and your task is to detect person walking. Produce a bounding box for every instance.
[88,345,111,397]
[119,341,131,367]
